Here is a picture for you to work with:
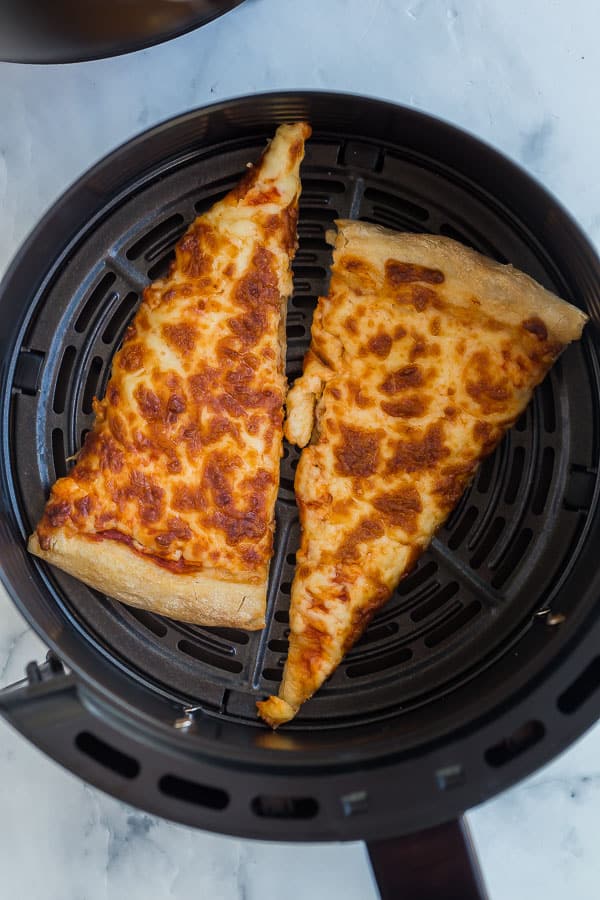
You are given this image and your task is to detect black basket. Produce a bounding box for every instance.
[0,95,599,865]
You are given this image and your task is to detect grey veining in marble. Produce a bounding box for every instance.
[1,1,599,898]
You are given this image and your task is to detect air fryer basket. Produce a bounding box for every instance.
[1,93,599,851]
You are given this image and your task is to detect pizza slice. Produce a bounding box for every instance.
[257,219,587,726]
[29,121,311,629]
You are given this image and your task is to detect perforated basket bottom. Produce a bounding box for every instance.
[11,130,599,731]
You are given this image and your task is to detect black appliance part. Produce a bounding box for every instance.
[0,0,244,64]
[0,94,599,872]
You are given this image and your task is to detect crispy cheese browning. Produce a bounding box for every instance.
[257,220,587,726]
[29,122,311,628]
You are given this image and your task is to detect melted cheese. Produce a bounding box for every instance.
[35,122,311,587]
[257,220,586,727]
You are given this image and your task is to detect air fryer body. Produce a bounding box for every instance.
[0,93,599,842]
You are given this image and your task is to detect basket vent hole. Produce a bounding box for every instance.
[505,446,525,504]
[178,639,242,673]
[491,528,533,588]
[346,646,412,678]
[102,292,139,344]
[274,610,289,624]
[280,476,295,494]
[75,731,140,779]
[484,720,545,767]
[287,324,306,339]
[470,517,505,570]
[82,357,104,414]
[297,206,338,224]
[477,452,496,495]
[293,265,328,281]
[128,607,168,637]
[75,273,116,333]
[208,627,250,646]
[268,639,289,653]
[159,775,228,810]
[424,601,481,648]
[194,190,230,214]
[301,178,346,198]
[531,447,555,514]
[540,378,556,433]
[147,252,175,281]
[396,560,438,596]
[411,582,460,622]
[356,621,399,646]
[515,410,528,432]
[126,214,185,261]
[53,345,76,414]
[558,657,600,714]
[447,505,478,550]
[251,794,319,820]
[364,187,429,223]
[51,428,67,479]
[262,667,283,683]
[291,294,318,310]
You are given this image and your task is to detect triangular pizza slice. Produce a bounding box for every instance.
[29,122,311,628]
[258,219,587,726]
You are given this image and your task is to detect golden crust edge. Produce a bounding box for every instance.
[329,219,588,346]
[28,531,266,629]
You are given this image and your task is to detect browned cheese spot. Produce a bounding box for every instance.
[336,518,385,561]
[43,500,71,529]
[380,365,424,394]
[409,337,428,362]
[119,343,144,372]
[522,317,548,341]
[433,462,478,511]
[117,471,165,524]
[385,259,445,285]
[247,186,282,206]
[107,386,119,406]
[472,420,502,455]
[334,425,381,477]
[372,486,422,532]
[347,380,374,409]
[381,395,429,418]
[134,385,162,422]
[162,322,197,355]
[411,285,440,312]
[345,316,359,335]
[466,351,512,413]
[166,394,186,424]
[236,247,280,310]
[367,333,393,358]
[74,495,92,518]
[176,222,215,278]
[387,422,449,474]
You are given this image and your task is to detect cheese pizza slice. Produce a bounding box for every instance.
[257,219,587,726]
[29,121,311,629]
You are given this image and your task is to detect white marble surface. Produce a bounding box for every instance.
[1,0,599,897]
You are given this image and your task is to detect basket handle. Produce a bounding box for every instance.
[367,818,488,900]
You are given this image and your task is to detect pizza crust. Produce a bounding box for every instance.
[329,220,588,345]
[28,531,266,629]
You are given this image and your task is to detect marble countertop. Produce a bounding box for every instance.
[1,1,599,897]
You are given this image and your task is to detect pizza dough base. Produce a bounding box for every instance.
[28,531,266,629]
[329,220,587,345]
